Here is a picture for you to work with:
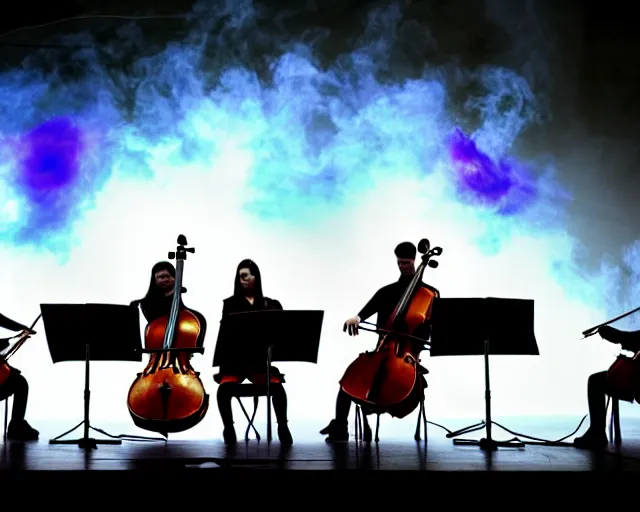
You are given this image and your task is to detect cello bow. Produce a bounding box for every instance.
[0,313,42,360]
[357,321,432,348]
[581,305,640,339]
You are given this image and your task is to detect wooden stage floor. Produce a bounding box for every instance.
[2,416,640,476]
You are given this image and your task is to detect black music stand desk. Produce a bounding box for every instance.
[213,309,324,442]
[430,297,539,450]
[40,303,143,450]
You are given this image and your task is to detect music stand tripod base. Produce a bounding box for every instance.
[49,421,122,449]
[453,436,524,451]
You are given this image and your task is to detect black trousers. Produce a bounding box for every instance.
[335,388,352,423]
[587,371,618,433]
[216,382,288,428]
[0,372,29,424]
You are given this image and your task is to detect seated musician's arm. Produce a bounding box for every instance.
[357,290,382,322]
[0,338,9,351]
[270,299,283,311]
[618,329,640,352]
[221,299,231,318]
[139,300,154,323]
[0,312,29,333]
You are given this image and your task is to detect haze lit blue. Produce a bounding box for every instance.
[1,0,639,439]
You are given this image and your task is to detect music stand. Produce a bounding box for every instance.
[40,303,143,450]
[213,310,324,442]
[429,297,539,450]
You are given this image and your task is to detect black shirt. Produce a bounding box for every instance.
[222,295,283,317]
[217,295,282,375]
[357,275,440,341]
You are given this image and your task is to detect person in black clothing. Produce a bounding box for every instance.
[574,325,640,450]
[214,259,293,445]
[0,312,39,441]
[130,261,182,323]
[320,241,440,442]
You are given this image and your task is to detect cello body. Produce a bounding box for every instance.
[127,235,209,436]
[0,361,13,388]
[340,239,441,417]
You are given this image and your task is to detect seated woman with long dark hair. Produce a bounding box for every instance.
[214,259,293,446]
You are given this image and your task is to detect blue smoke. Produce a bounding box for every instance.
[0,0,634,323]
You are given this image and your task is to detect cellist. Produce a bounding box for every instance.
[320,242,440,442]
[574,325,640,450]
[0,312,39,441]
[130,261,183,323]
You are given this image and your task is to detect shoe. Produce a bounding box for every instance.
[320,420,348,442]
[278,423,293,446]
[7,420,39,441]
[573,430,608,450]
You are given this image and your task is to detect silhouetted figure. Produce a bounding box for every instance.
[130,261,184,323]
[574,325,640,450]
[320,242,439,442]
[214,259,292,446]
[0,313,39,441]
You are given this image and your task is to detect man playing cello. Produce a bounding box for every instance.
[0,312,39,441]
[574,325,640,449]
[320,241,440,442]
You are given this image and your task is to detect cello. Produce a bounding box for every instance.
[127,235,209,436]
[0,314,41,387]
[339,238,442,419]
[582,306,640,402]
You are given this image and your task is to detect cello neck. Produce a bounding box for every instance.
[163,258,185,350]
[384,238,442,331]
[387,260,427,330]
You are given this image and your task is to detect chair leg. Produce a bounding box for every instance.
[612,398,621,446]
[422,400,427,439]
[3,397,9,442]
[355,405,362,440]
[235,397,261,441]
[375,414,380,443]
[415,399,423,441]
[608,397,613,442]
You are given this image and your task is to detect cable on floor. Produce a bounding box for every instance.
[90,425,167,443]
[422,398,640,462]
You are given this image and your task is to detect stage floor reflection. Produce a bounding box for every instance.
[2,416,640,471]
